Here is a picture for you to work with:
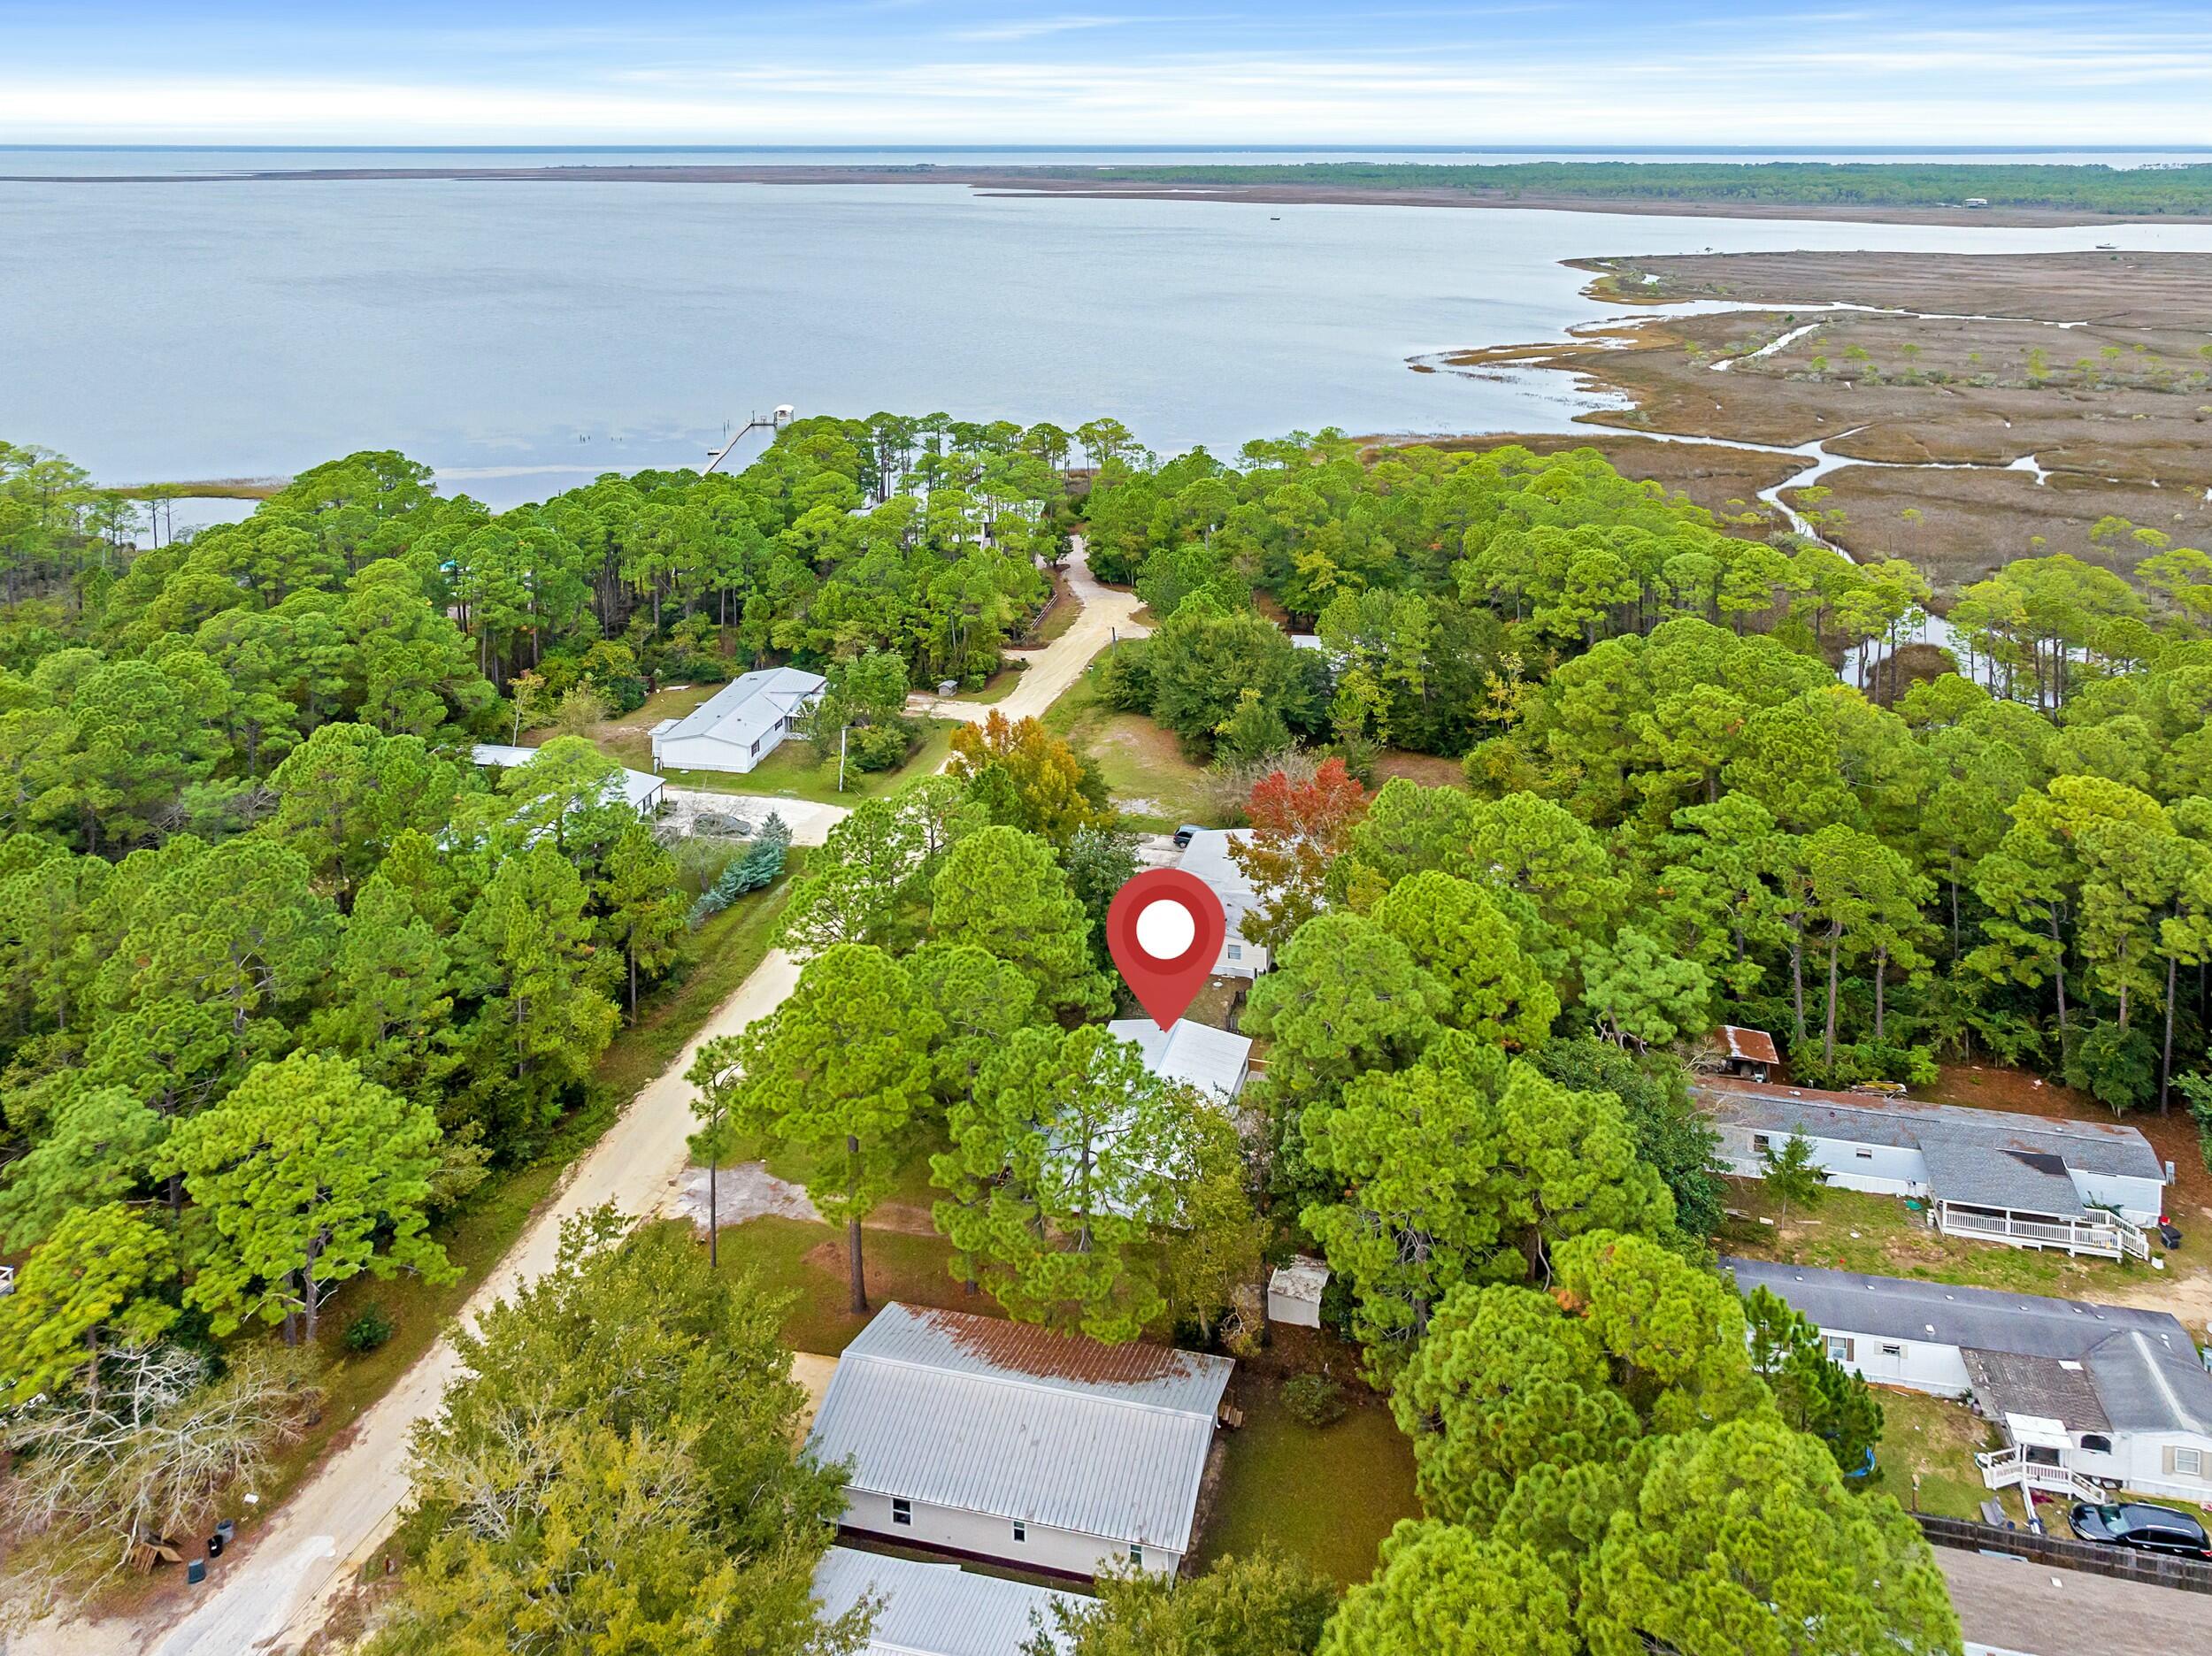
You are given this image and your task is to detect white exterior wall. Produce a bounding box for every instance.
[2113,1431,2212,1501]
[654,727,793,774]
[1216,928,1266,978]
[1268,1288,1321,1329]
[1807,1324,1975,1397]
[840,1487,1180,1579]
[2069,1169,2168,1226]
[1713,1124,1931,1199]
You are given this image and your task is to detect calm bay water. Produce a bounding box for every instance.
[6,150,2212,511]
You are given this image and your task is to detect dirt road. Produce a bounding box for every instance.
[14,952,806,1656]
[911,540,1147,730]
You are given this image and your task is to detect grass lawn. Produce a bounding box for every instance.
[1198,1364,1418,1586]
[245,857,806,1528]
[956,663,1029,705]
[1021,571,1080,646]
[1717,1178,2161,1299]
[1044,667,1220,833]
[703,1215,972,1355]
[658,719,958,808]
[1869,1386,2021,1522]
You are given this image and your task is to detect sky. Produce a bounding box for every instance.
[2,2,2209,148]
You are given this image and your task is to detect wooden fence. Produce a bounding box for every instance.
[1915,1513,2212,1596]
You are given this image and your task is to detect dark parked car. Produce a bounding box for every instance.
[2068,1500,2212,1560]
[1173,824,1203,850]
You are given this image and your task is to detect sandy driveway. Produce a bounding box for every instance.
[910,539,1148,732]
[16,951,806,1656]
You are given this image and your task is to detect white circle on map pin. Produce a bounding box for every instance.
[1134,898,1196,962]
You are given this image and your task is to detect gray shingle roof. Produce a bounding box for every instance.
[1916,1138,2085,1218]
[1962,1347,2110,1432]
[1696,1078,2166,1200]
[1724,1258,2212,1438]
[806,1304,1233,1552]
[812,1547,1081,1656]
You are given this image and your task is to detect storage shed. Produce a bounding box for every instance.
[1717,1025,1780,1082]
[1267,1256,1329,1330]
[810,1546,1081,1656]
[807,1303,1233,1578]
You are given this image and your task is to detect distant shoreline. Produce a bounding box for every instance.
[6,164,2206,228]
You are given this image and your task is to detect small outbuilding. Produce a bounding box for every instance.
[807,1303,1233,1578]
[1267,1256,1329,1330]
[810,1546,1081,1656]
[1716,1025,1780,1083]
[648,666,825,774]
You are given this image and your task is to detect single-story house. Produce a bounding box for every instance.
[806,1302,1233,1579]
[1175,830,1267,977]
[1698,1077,2169,1261]
[1267,1256,1329,1330]
[1726,1257,2212,1506]
[1107,1017,1253,1103]
[1717,1024,1780,1083]
[648,666,826,774]
[810,1546,1081,1656]
[471,743,665,815]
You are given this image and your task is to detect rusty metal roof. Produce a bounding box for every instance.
[1719,1024,1781,1065]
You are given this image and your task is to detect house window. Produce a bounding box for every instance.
[1854,1149,1874,1160]
[1752,1134,1772,1154]
[749,740,761,757]
[1880,1343,1903,1358]
[2079,1434,2112,1454]
[2177,1447,2206,1477]
[1013,1521,1026,1543]
[1226,944,1242,962]
[1825,1336,1855,1363]
[891,1499,912,1527]
[1128,1545,1143,1567]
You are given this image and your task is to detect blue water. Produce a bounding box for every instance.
[6,150,2212,510]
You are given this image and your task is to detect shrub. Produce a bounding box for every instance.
[1281,1373,1346,1430]
[343,1305,394,1354]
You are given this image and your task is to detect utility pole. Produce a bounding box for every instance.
[703,404,796,476]
[838,724,849,794]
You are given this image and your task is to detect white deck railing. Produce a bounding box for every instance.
[1976,1445,2105,1503]
[1938,1205,2148,1261]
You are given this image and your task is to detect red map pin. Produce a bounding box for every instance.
[1106,868,1227,1031]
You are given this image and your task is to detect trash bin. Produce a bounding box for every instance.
[188,1559,207,1586]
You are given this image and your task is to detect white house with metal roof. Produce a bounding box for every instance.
[811,1547,1081,1656]
[1174,830,1266,977]
[648,666,826,774]
[471,742,665,816]
[1727,1258,2212,1505]
[1698,1078,2170,1261]
[1107,1018,1253,1103]
[806,1303,1233,1579]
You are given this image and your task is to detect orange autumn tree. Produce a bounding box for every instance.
[1229,757,1370,951]
[947,710,1114,848]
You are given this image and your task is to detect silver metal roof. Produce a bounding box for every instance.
[1175,830,1260,934]
[470,742,665,815]
[807,1304,1233,1552]
[1725,1258,2212,1438]
[655,666,825,751]
[812,1547,1081,1656]
[1107,1018,1252,1101]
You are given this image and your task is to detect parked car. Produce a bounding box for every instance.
[2068,1500,2212,1560]
[1173,824,1202,850]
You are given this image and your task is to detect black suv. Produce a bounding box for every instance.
[2068,1501,2212,1560]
